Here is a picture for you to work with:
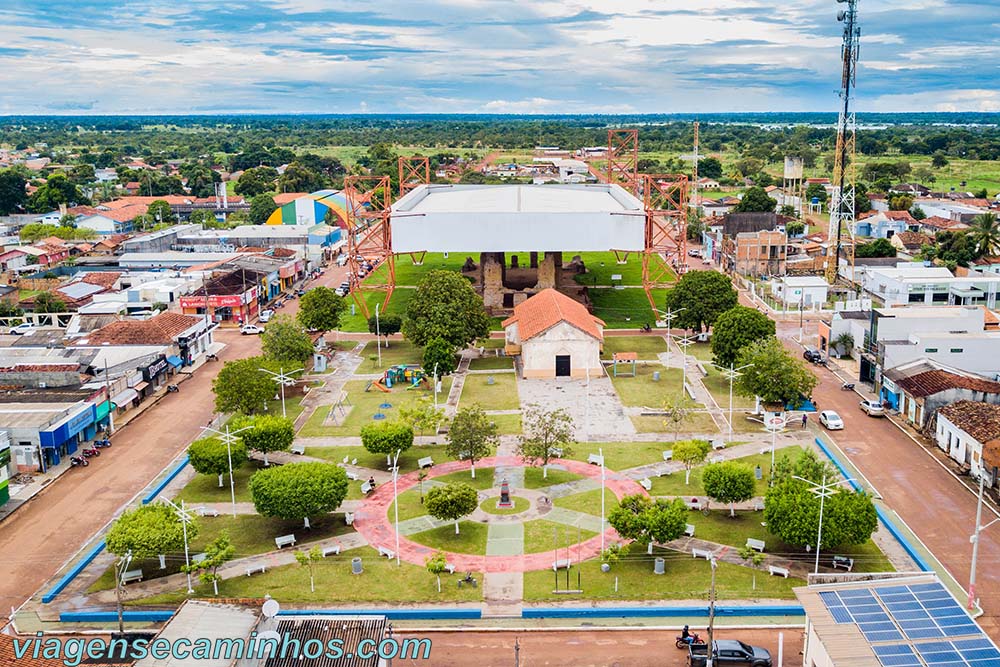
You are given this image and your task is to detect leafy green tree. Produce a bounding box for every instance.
[0,170,28,214]
[805,182,828,204]
[185,532,235,595]
[294,546,323,593]
[673,439,712,485]
[855,238,897,258]
[516,406,574,478]
[368,313,402,345]
[931,152,948,168]
[298,287,346,335]
[711,306,776,367]
[446,404,499,478]
[0,301,23,318]
[889,194,914,212]
[833,333,855,358]
[764,477,877,550]
[398,398,445,438]
[234,414,294,466]
[145,200,176,225]
[27,172,88,212]
[735,337,817,407]
[188,209,222,228]
[662,270,738,332]
[213,356,279,415]
[248,193,278,225]
[422,337,457,376]
[188,436,248,487]
[402,270,490,348]
[703,461,756,516]
[785,220,805,236]
[969,212,1000,257]
[105,503,199,559]
[910,205,926,221]
[425,550,449,593]
[734,186,777,213]
[19,223,60,243]
[360,421,414,456]
[278,162,325,193]
[424,483,479,534]
[32,292,66,314]
[234,166,278,197]
[699,157,723,180]
[261,314,314,365]
[249,462,349,528]
[608,495,688,547]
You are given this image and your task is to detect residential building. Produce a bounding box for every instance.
[696,177,720,189]
[503,288,604,379]
[914,196,992,222]
[936,400,1000,485]
[770,276,829,307]
[889,231,932,255]
[725,229,787,277]
[862,265,1000,307]
[854,210,915,238]
[882,359,1000,428]
[818,307,872,359]
[71,311,216,367]
[919,215,969,235]
[179,269,262,324]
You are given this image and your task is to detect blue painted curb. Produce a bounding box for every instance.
[278,609,481,620]
[813,438,862,492]
[42,541,106,604]
[523,605,805,619]
[60,611,174,623]
[142,456,190,504]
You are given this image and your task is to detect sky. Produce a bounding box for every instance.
[0,0,998,115]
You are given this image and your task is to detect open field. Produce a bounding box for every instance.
[589,288,668,330]
[600,335,668,360]
[553,488,619,517]
[647,447,802,497]
[608,363,684,407]
[460,372,520,410]
[523,519,597,554]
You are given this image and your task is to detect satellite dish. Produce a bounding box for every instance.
[262,599,280,618]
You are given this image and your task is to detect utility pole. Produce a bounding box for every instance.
[201,424,250,515]
[968,471,1000,609]
[115,551,133,633]
[375,302,382,368]
[514,637,520,667]
[794,474,855,573]
[706,557,718,667]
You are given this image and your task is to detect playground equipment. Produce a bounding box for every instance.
[365,364,429,392]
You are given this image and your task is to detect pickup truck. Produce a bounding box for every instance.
[688,640,772,667]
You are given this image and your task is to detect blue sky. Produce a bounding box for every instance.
[0,0,997,114]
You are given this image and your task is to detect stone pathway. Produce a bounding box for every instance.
[444,355,472,416]
[486,523,523,556]
[516,375,635,440]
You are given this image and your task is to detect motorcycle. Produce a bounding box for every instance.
[206,353,219,362]
[70,456,89,467]
[841,382,856,391]
[675,632,704,649]
[81,447,100,457]
[94,438,112,448]
[166,384,179,393]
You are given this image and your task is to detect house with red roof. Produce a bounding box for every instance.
[502,288,605,379]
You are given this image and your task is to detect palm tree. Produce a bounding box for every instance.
[970,212,1000,257]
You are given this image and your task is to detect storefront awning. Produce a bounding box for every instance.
[132,381,150,393]
[111,388,139,407]
[166,355,183,368]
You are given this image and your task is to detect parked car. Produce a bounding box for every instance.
[295,288,306,297]
[859,399,885,417]
[688,248,701,257]
[687,640,772,667]
[258,309,274,323]
[240,324,265,335]
[819,410,844,430]
[802,347,824,364]
[8,323,38,336]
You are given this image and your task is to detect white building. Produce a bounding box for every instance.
[862,265,1000,307]
[936,400,1000,486]
[770,276,829,307]
[503,288,604,379]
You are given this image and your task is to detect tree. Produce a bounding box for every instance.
[298,287,346,334]
[19,223,60,243]
[422,337,457,376]
[699,157,723,180]
[188,209,221,228]
[360,421,414,456]
[764,477,877,550]
[185,532,234,595]
[249,462,349,528]
[145,200,176,225]
[735,337,817,407]
[0,170,27,214]
[234,166,278,197]
[424,482,479,534]
[278,162,325,193]
[710,306,776,367]
[295,546,323,593]
[855,238,897,258]
[970,213,1000,257]
[779,204,798,219]
[398,398,445,438]
[213,357,278,415]
[931,152,949,168]
[517,406,574,478]
[27,172,87,212]
[248,193,278,225]
[662,271,739,332]
[235,414,295,466]
[673,439,711,485]
[703,462,756,517]
[805,182,828,204]
[663,393,696,442]
[261,315,314,365]
[889,194,914,212]
[425,550,449,593]
[105,503,199,560]
[785,220,805,236]
[608,495,688,547]
[32,292,66,314]
[368,313,402,345]
[188,436,248,487]
[910,205,926,221]
[402,270,490,348]
[734,186,777,213]
[0,301,23,318]
[446,405,499,478]
[833,333,855,358]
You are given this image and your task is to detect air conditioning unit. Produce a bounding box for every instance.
[38,382,46,388]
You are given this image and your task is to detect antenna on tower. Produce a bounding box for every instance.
[680,120,705,207]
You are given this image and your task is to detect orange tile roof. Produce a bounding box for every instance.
[80,271,122,289]
[272,192,310,205]
[502,288,604,342]
[75,311,201,346]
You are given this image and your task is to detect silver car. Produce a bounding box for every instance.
[859,400,885,417]
[819,410,844,430]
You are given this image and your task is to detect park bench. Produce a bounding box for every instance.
[710,455,723,464]
[683,383,696,400]
[378,546,395,559]
[195,507,219,517]
[695,362,707,376]
[832,556,854,572]
[351,458,358,466]
[342,455,349,464]
[346,471,359,481]
[662,450,673,461]
[361,481,374,495]
[192,553,207,565]
[121,569,143,585]
[712,439,725,450]
[322,544,341,558]
[552,558,571,571]
[587,453,604,466]
[246,564,266,577]
[290,444,305,455]
[684,524,695,537]
[746,538,766,553]
[768,565,789,578]
[548,447,563,458]
[692,548,712,560]
[639,478,652,491]
[686,498,704,511]
[444,563,456,574]
[275,534,297,549]
[418,456,435,469]
[344,512,355,526]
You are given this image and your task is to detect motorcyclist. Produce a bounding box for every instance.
[681,625,692,644]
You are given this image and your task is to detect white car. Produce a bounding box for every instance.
[8,323,38,336]
[819,410,844,430]
[240,324,265,335]
[258,309,274,323]
[859,399,885,417]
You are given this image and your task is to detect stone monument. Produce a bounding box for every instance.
[498,478,512,508]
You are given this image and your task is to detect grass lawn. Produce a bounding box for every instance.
[487,413,522,435]
[336,290,414,333]
[569,252,644,285]
[522,544,803,601]
[630,411,719,435]
[388,488,435,522]
[173,462,267,505]
[297,378,451,437]
[433,468,496,491]
[687,342,714,362]
[468,356,515,371]
[478,338,505,349]
[460,372,519,410]
[565,441,676,471]
[409,521,489,555]
[364,253,469,287]
[609,364,684,407]
[553,488,619,517]
[480,496,530,515]
[601,335,668,360]
[522,467,584,489]
[648,447,803,497]
[306,444,453,475]
[589,288,669,330]
[132,546,482,605]
[355,340,424,375]
[702,366,756,409]
[523,519,597,554]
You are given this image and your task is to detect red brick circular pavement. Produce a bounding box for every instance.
[353,456,646,573]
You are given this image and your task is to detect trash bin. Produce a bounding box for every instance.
[755,465,763,480]
[652,371,661,382]
[654,557,665,575]
[351,557,363,575]
[601,563,611,573]
[487,376,495,385]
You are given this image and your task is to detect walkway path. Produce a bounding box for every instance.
[516,375,635,440]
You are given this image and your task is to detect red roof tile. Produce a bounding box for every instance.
[896,369,1000,398]
[76,312,201,346]
[938,401,1000,444]
[502,289,604,342]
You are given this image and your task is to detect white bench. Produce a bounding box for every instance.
[246,564,266,576]
[275,534,297,549]
[686,498,703,511]
[712,439,725,450]
[552,558,571,571]
[832,556,854,571]
[351,458,358,466]
[548,447,563,458]
[196,507,219,517]
[684,524,695,537]
[290,444,305,455]
[361,481,374,495]
[683,382,696,400]
[692,548,713,560]
[378,546,395,559]
[746,538,766,553]
[587,453,604,466]
[710,455,723,464]
[444,563,456,574]
[662,450,673,461]
[418,456,435,469]
[346,471,359,481]
[768,565,789,578]
[322,544,341,557]
[639,478,652,491]
[121,569,143,585]
[344,512,355,526]
[192,553,207,564]
[342,455,349,464]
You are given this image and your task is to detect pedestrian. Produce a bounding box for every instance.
[801,413,808,428]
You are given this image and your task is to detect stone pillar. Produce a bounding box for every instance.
[510,254,519,269]
[481,252,506,311]
[536,252,558,289]
[529,252,538,268]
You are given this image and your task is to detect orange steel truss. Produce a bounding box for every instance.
[642,174,689,310]
[344,175,393,318]
[397,156,430,198]
[606,129,639,195]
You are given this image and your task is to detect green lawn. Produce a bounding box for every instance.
[433,468,497,491]
[522,467,584,489]
[480,495,530,515]
[355,340,425,375]
[553,488,619,518]
[523,519,597,554]
[647,447,802,497]
[523,544,803,601]
[460,372,520,410]
[468,356,515,371]
[388,488,434,522]
[687,342,714,362]
[133,546,482,605]
[409,521,489,555]
[565,441,676,471]
[297,378,451,437]
[174,462,265,505]
[306,444,453,475]
[601,335,668,360]
[336,290,414,333]
[702,366,756,409]
[487,413,522,435]
[630,411,719,435]
[364,252,469,287]
[589,288,668,330]
[609,364,684,407]
[568,252,644,285]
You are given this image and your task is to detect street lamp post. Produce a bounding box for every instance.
[433,363,439,411]
[764,416,788,483]
[793,474,855,574]
[375,303,382,368]
[258,367,303,419]
[676,335,696,390]
[706,557,718,667]
[600,446,606,553]
[713,362,753,444]
[656,306,686,366]
[161,497,195,594]
[201,424,251,516]
[392,448,401,566]
[968,470,1000,609]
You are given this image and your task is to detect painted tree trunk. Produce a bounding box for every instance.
[158,554,166,569]
[218,473,224,488]
[455,520,460,535]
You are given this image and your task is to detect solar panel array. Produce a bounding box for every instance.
[818,581,1000,667]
